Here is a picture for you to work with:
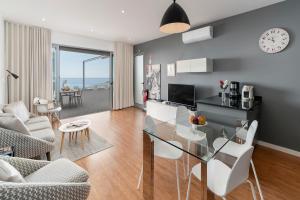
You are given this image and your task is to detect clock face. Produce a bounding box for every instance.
[259,28,290,54]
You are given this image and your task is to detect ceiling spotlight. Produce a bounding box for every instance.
[90,28,94,32]
[121,10,125,14]
[41,18,46,22]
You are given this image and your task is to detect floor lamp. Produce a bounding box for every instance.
[6,70,19,104]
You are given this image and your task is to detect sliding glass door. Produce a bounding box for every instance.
[52,45,113,118]
[83,55,112,111]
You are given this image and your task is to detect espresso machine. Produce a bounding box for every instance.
[242,85,254,100]
[229,81,240,100]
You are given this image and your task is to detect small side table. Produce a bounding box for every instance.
[0,146,15,157]
[58,120,91,154]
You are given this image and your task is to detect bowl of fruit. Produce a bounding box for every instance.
[189,114,207,130]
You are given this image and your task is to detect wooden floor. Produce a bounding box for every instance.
[61,107,300,200]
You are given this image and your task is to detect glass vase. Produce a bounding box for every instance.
[221,91,226,103]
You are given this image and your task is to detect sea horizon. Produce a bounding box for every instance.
[61,77,110,88]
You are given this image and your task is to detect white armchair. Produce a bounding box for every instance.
[0,156,90,200]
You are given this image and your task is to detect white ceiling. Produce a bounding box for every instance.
[0,0,284,45]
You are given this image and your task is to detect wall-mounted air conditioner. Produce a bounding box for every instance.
[182,26,213,44]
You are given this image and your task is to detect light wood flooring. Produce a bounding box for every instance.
[60,107,300,200]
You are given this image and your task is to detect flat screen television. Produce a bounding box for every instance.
[168,84,195,106]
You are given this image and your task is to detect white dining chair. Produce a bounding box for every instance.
[186,146,257,200]
[33,97,62,127]
[176,106,206,177]
[137,115,184,200]
[212,120,264,200]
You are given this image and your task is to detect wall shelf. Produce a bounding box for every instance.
[176,58,213,73]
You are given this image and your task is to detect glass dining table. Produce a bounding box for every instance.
[142,111,247,200]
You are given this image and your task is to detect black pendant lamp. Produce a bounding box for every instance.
[160,0,191,34]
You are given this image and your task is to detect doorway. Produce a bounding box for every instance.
[52,45,113,118]
[134,55,144,106]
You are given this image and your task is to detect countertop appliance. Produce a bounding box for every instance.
[242,99,254,109]
[242,85,254,100]
[229,81,240,100]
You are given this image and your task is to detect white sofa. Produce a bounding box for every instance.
[0,101,55,160]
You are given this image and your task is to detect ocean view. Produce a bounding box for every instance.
[61,78,110,89]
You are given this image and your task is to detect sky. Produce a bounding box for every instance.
[60,50,110,78]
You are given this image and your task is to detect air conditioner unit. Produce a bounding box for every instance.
[182,26,213,44]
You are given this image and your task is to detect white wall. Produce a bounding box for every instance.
[0,13,5,104]
[52,31,114,52]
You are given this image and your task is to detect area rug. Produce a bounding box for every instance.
[50,129,113,161]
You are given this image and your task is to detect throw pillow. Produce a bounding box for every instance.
[3,101,30,122]
[0,159,26,183]
[0,113,31,135]
[0,104,5,114]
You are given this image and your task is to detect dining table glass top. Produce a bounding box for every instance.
[143,111,247,163]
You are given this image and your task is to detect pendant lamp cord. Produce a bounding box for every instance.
[173,0,176,3]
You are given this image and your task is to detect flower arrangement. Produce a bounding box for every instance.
[219,80,230,91]
[220,80,230,102]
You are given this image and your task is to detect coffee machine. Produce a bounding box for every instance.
[229,81,240,100]
[242,85,254,100]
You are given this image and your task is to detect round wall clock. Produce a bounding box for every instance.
[259,28,290,54]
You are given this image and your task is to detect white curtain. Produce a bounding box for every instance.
[4,21,52,111]
[113,42,134,110]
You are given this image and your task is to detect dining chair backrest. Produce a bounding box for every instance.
[225,146,254,194]
[245,120,258,147]
[144,115,157,142]
[176,106,195,137]
[176,106,190,127]
[74,87,82,95]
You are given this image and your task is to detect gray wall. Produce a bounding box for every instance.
[134,0,300,151]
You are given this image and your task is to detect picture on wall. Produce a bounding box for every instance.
[167,63,176,76]
[146,64,161,100]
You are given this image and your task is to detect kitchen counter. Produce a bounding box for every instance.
[196,95,262,111]
[196,95,262,132]
[195,95,262,140]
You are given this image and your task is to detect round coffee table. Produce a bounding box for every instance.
[58,119,91,154]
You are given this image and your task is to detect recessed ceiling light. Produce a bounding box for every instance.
[90,28,94,32]
[121,10,125,14]
[41,18,46,22]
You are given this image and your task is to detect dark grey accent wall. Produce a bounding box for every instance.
[134,0,300,151]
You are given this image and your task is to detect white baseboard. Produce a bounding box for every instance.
[257,140,300,157]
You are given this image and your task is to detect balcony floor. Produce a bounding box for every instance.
[59,88,112,119]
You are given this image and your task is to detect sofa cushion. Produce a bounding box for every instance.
[0,113,31,135]
[0,159,26,183]
[3,101,30,122]
[0,104,4,113]
[25,158,89,183]
[25,120,52,132]
[26,116,49,124]
[30,128,55,143]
